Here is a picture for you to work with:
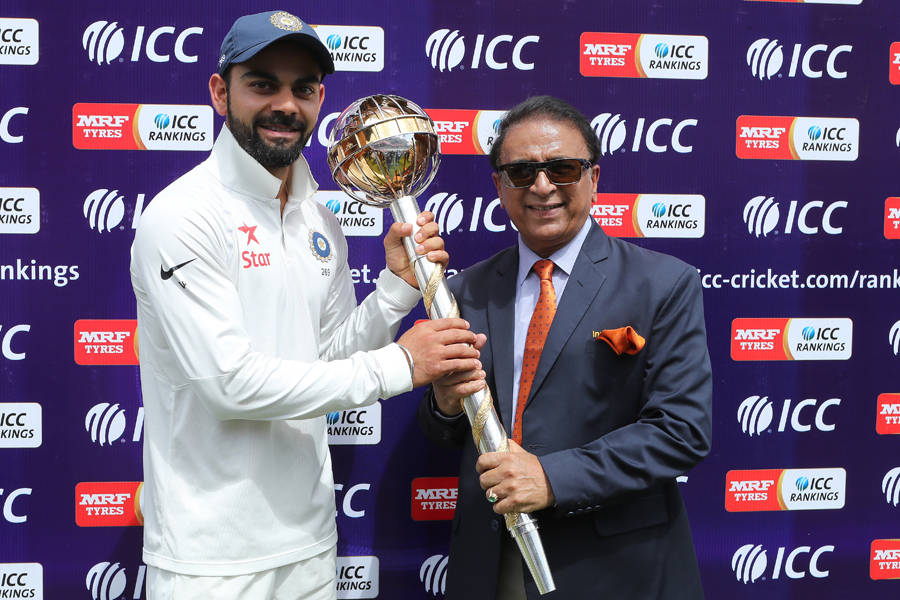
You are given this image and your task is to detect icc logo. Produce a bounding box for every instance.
[84,189,147,233]
[747,38,851,80]
[85,403,144,446]
[732,544,833,583]
[426,29,539,72]
[83,20,202,65]
[890,320,900,355]
[738,395,839,435]
[743,196,846,237]
[591,113,697,155]
[420,554,448,596]
[1,107,27,144]
[86,562,146,600]
[424,192,510,235]
[882,467,900,506]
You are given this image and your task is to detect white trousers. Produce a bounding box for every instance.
[147,546,337,600]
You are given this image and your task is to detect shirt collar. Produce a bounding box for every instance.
[516,217,593,285]
[201,124,319,206]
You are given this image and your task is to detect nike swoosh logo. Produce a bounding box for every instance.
[160,258,197,280]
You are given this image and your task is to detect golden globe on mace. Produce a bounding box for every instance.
[327,94,555,595]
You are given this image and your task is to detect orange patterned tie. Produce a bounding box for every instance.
[513,259,557,444]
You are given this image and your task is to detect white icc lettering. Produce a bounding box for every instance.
[334,483,370,518]
[775,398,841,432]
[1,324,30,360]
[789,44,852,79]
[0,487,31,523]
[0,107,27,143]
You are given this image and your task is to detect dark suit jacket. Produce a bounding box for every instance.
[418,222,712,600]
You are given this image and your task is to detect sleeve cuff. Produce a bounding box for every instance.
[375,268,422,309]
[370,343,413,398]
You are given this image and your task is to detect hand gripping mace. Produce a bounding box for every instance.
[327,95,555,594]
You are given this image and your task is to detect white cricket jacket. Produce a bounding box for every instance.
[130,125,419,575]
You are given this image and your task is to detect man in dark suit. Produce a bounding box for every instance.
[418,96,712,599]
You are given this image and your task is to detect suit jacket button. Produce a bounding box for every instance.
[491,520,500,531]
[584,506,592,513]
[576,509,584,515]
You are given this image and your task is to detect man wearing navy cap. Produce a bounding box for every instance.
[131,11,480,600]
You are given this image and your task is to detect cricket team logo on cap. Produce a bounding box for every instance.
[425,109,505,155]
[736,116,858,161]
[591,194,704,238]
[271,12,303,32]
[580,32,708,79]
[731,318,852,361]
[877,394,900,435]
[726,468,846,512]
[309,230,332,262]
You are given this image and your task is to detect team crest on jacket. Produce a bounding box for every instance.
[309,230,332,262]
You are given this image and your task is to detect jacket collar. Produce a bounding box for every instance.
[202,124,319,206]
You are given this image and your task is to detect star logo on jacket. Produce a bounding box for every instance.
[238,222,259,245]
[309,230,332,263]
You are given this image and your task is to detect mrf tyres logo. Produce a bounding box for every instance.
[425,108,506,155]
[872,540,900,580]
[0,188,39,234]
[73,103,212,151]
[0,403,41,448]
[412,477,458,521]
[312,25,383,72]
[74,319,138,365]
[732,543,834,584]
[731,318,852,361]
[0,18,38,65]
[591,194,704,238]
[747,38,851,80]
[0,564,42,599]
[326,402,381,445]
[886,198,900,239]
[738,396,839,436]
[76,481,143,527]
[878,394,900,435]
[726,468,846,512]
[591,113,697,155]
[736,116,858,161]
[426,29,539,72]
[82,20,202,65]
[744,196,847,237]
[580,32,708,79]
[336,556,378,599]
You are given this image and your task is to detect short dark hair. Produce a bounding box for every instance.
[489,96,601,170]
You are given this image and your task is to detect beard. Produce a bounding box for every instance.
[227,99,311,170]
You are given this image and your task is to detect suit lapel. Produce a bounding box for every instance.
[527,224,610,406]
[486,248,518,433]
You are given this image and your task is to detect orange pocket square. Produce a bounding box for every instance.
[595,326,645,355]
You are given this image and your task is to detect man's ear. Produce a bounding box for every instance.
[318,82,325,111]
[209,73,228,117]
[492,172,505,209]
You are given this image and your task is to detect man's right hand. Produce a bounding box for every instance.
[397,319,485,389]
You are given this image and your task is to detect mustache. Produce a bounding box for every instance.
[255,113,306,132]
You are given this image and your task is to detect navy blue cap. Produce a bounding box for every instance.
[218,11,335,77]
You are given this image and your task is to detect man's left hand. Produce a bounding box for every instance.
[384,211,448,289]
[477,440,556,515]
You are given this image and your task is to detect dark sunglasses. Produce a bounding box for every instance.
[497,158,593,189]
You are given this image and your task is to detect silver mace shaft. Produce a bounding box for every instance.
[391,194,556,595]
